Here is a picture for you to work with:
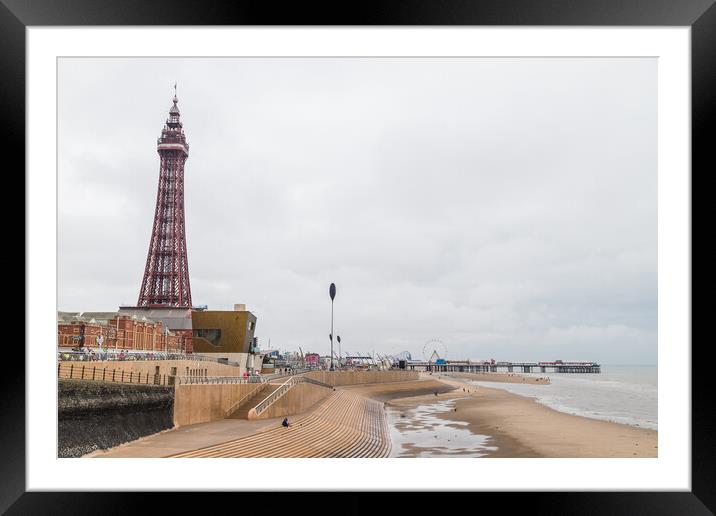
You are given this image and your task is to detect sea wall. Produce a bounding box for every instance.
[249,383,332,420]
[304,370,419,386]
[58,379,174,457]
[173,383,258,427]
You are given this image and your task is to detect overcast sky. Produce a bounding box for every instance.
[58,57,656,364]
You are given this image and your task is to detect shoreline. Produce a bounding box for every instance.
[85,374,657,458]
[374,375,657,458]
[431,371,552,385]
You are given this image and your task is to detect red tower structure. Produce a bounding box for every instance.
[137,90,192,307]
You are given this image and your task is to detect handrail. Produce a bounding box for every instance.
[251,376,297,417]
[175,375,265,385]
[176,367,311,386]
[250,375,333,418]
[56,351,243,367]
[262,368,310,382]
[225,383,266,417]
[57,362,171,386]
[300,376,334,389]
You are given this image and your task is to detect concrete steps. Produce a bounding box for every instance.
[226,384,281,419]
[169,389,391,458]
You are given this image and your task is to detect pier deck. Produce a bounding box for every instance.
[407,361,601,374]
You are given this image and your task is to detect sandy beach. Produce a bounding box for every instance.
[341,379,456,401]
[434,371,551,385]
[375,375,657,458]
[86,374,657,458]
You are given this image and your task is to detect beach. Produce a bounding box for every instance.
[85,373,657,458]
[434,371,552,385]
[377,374,657,458]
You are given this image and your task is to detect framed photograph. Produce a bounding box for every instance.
[7,0,711,513]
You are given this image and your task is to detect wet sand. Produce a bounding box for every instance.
[341,379,455,401]
[360,376,657,458]
[435,371,551,385]
[385,391,536,457]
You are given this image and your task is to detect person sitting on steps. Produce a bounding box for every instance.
[282,417,290,428]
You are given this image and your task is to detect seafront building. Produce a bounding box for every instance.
[116,306,194,352]
[191,304,262,371]
[58,303,262,371]
[304,352,320,367]
[57,311,188,353]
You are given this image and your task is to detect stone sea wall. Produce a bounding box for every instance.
[58,379,174,457]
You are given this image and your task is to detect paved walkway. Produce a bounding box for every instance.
[88,417,282,458]
[169,389,391,458]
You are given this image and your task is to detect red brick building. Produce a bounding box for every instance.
[117,307,194,353]
[57,312,188,352]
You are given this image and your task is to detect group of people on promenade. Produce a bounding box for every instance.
[242,370,262,380]
[58,349,182,362]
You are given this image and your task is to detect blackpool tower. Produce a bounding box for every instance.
[137,89,192,307]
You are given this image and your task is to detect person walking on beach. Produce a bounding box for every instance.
[282,417,290,428]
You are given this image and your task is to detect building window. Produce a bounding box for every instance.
[193,328,221,346]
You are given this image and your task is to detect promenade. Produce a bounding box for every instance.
[169,389,390,458]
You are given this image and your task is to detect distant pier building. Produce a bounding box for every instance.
[407,359,601,374]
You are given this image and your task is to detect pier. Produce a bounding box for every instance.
[406,360,601,374]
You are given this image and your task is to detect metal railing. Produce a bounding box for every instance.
[57,362,172,386]
[175,375,265,385]
[190,354,242,367]
[252,376,297,417]
[58,351,187,362]
[251,375,334,417]
[175,366,312,386]
[262,368,310,382]
[56,351,242,367]
[300,376,334,389]
[224,383,267,417]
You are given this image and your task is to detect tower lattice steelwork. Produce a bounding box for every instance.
[137,90,192,307]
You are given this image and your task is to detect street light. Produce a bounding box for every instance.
[337,335,341,367]
[329,283,336,371]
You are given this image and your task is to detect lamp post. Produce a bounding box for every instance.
[337,335,341,368]
[329,283,336,371]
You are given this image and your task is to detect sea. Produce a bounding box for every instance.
[466,365,658,430]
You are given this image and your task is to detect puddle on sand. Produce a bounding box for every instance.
[386,398,497,457]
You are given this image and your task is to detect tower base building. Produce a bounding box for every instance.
[191,304,262,373]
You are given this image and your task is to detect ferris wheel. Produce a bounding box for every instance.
[422,339,447,363]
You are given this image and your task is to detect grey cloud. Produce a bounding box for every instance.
[58,57,657,365]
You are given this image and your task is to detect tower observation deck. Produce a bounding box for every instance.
[137,90,192,307]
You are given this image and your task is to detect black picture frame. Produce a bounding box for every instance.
[4,0,711,513]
